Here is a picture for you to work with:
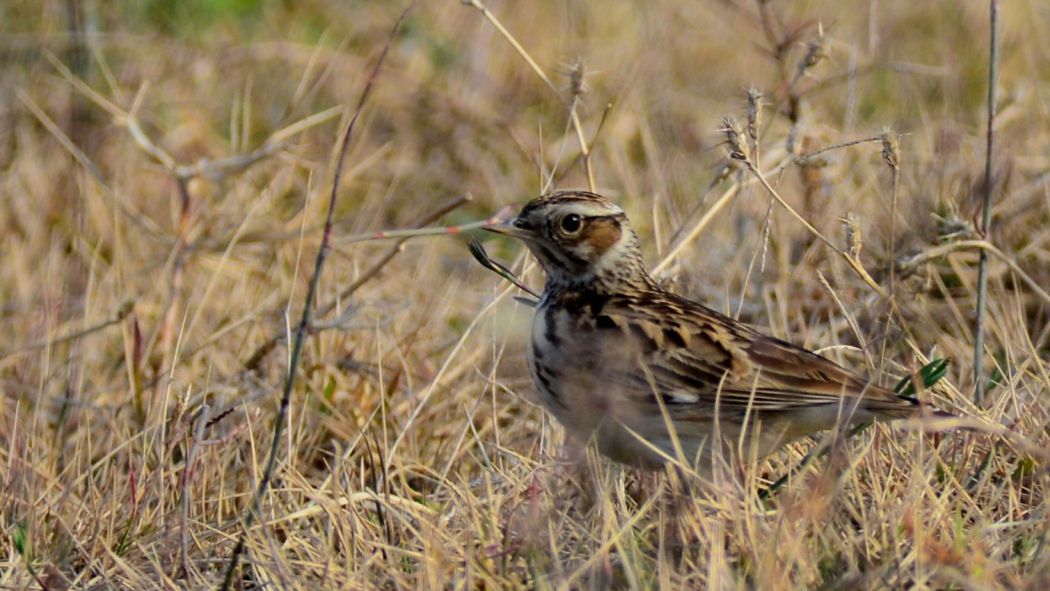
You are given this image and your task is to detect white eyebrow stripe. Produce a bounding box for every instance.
[557,201,623,217]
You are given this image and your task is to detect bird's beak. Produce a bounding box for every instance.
[482,216,534,240]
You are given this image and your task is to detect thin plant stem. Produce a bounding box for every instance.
[1,300,134,358]
[338,208,512,243]
[898,239,1049,307]
[657,137,883,277]
[241,196,471,372]
[974,0,999,406]
[464,0,596,191]
[878,129,902,377]
[570,99,596,192]
[795,136,882,164]
[217,5,415,588]
[744,161,888,298]
[654,181,741,276]
[888,162,900,292]
[464,0,557,94]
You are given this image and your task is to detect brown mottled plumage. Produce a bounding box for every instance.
[485,190,942,470]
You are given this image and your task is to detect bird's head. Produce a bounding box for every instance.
[485,191,655,292]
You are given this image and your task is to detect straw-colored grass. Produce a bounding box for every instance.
[2,1,1048,589]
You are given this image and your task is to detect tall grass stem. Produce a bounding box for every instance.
[974,0,999,406]
[218,5,414,588]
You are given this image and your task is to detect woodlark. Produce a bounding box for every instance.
[485,190,943,470]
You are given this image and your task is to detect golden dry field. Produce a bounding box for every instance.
[1,1,1048,589]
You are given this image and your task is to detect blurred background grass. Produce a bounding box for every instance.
[1,1,1048,589]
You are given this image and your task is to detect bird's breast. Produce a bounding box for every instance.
[528,303,602,420]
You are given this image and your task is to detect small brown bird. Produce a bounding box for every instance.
[485,190,942,470]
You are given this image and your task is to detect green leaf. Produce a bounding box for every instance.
[1012,457,1036,481]
[894,358,949,395]
[12,522,27,556]
[986,363,1005,394]
[11,522,37,576]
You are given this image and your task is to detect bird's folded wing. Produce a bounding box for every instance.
[599,293,913,414]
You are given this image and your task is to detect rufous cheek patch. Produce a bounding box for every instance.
[583,219,622,257]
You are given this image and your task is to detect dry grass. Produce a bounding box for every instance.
[2,1,1049,589]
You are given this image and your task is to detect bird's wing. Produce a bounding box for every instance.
[597,292,916,416]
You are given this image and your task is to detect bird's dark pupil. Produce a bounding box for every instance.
[561,214,582,233]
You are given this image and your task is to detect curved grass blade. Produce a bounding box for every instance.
[468,239,541,300]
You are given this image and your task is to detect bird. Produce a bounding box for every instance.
[484,190,944,471]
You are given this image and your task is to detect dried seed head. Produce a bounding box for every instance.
[720,116,750,163]
[746,86,763,142]
[117,299,136,319]
[840,213,863,259]
[568,57,586,99]
[880,128,901,170]
[800,41,826,71]
[796,26,827,79]
[786,123,801,155]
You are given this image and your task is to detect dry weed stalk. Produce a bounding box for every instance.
[220,5,415,587]
[746,86,764,166]
[656,131,883,278]
[840,213,863,261]
[720,115,888,298]
[242,195,474,372]
[974,0,1000,406]
[1,300,134,358]
[463,0,597,191]
[897,240,1049,307]
[881,128,903,291]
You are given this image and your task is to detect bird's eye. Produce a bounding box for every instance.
[559,214,583,234]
